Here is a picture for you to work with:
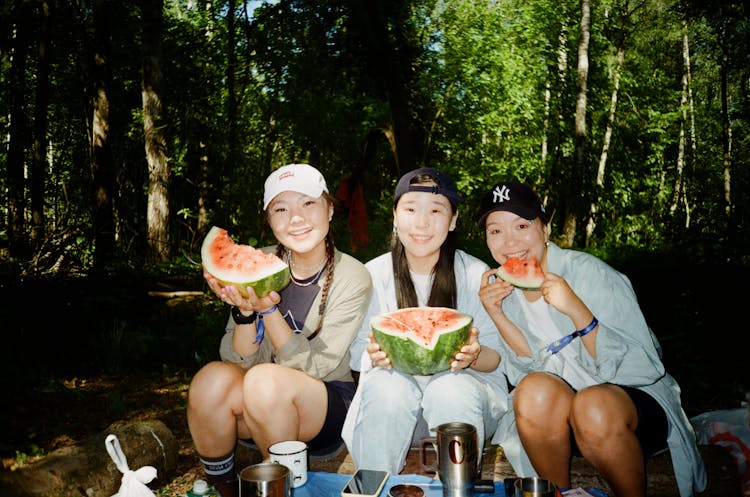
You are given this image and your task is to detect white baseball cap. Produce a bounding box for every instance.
[263,163,329,210]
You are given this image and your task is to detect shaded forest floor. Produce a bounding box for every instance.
[0,258,748,495]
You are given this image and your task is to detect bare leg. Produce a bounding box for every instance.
[514,372,575,488]
[571,384,645,497]
[187,361,248,458]
[241,363,328,457]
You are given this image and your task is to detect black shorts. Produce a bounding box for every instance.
[306,380,356,456]
[571,384,668,457]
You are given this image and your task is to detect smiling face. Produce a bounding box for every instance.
[266,191,333,255]
[484,209,548,268]
[393,187,457,274]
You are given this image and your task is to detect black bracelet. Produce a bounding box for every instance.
[231,306,257,325]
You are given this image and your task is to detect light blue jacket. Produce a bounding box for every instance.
[491,242,706,497]
[348,249,509,397]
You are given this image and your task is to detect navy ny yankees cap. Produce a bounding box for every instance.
[477,181,549,230]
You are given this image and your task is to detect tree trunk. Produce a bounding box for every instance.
[356,0,423,174]
[142,0,171,261]
[7,4,31,259]
[670,29,691,227]
[586,45,623,246]
[91,0,117,269]
[31,0,51,249]
[560,0,591,248]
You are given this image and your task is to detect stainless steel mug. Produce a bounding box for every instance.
[239,462,291,497]
[513,477,557,497]
[420,422,479,497]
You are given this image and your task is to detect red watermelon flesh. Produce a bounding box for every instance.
[201,226,290,297]
[496,256,544,290]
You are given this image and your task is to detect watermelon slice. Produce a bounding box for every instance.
[371,307,472,375]
[201,226,291,297]
[496,256,544,290]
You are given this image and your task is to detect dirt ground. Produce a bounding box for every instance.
[0,371,744,497]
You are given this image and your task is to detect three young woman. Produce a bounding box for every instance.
[187,164,372,492]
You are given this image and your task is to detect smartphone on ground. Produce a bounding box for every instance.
[341,468,390,497]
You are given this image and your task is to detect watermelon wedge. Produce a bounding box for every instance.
[371,307,472,375]
[201,226,291,297]
[496,256,544,290]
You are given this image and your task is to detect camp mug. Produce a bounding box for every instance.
[513,477,557,497]
[420,422,479,497]
[239,462,291,497]
[268,440,308,488]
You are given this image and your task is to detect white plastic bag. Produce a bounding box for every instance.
[105,434,158,497]
[691,407,750,495]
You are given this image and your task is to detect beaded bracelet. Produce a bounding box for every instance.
[254,305,278,344]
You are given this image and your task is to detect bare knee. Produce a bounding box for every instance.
[243,363,290,416]
[188,361,244,410]
[570,385,635,448]
[514,372,572,422]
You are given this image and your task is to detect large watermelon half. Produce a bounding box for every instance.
[371,307,473,376]
[496,256,544,290]
[201,226,291,298]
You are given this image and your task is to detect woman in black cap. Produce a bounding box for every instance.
[341,168,510,475]
[476,181,705,497]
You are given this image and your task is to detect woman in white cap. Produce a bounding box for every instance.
[476,180,706,497]
[342,167,510,475]
[187,164,372,495]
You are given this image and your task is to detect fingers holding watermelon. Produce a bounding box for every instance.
[450,328,480,371]
[539,272,587,317]
[204,269,281,312]
[366,331,391,369]
[479,268,514,313]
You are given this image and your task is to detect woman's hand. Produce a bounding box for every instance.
[451,328,480,371]
[478,268,513,315]
[204,268,280,313]
[366,331,390,369]
[539,272,582,316]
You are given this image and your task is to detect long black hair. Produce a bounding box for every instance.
[390,174,458,309]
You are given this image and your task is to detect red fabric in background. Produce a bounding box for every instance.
[335,176,368,252]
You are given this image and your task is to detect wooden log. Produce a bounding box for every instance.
[0,419,177,497]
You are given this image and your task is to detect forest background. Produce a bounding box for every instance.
[0,0,748,487]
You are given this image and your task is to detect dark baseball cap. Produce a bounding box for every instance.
[477,181,548,229]
[394,167,462,208]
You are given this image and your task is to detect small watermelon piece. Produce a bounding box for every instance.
[371,307,472,375]
[201,226,291,297]
[496,256,544,290]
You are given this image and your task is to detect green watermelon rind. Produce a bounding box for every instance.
[495,269,542,290]
[216,270,290,299]
[371,308,472,376]
[201,226,291,298]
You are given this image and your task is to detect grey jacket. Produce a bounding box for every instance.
[491,242,706,497]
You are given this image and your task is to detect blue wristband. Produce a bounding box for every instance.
[577,316,599,337]
[254,305,278,344]
[545,316,598,354]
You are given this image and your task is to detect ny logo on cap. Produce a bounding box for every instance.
[492,185,511,204]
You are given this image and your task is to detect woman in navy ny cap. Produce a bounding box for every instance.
[476,181,706,497]
[341,168,510,474]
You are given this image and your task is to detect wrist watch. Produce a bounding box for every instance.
[231,306,257,325]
